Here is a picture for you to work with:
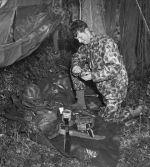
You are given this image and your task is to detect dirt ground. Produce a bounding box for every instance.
[0,39,150,167]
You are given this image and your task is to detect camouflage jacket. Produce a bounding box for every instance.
[71,33,127,83]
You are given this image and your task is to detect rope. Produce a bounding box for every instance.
[135,0,150,35]
[79,0,82,20]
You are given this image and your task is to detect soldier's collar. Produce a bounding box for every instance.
[89,31,97,43]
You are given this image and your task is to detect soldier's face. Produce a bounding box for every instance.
[76,28,91,44]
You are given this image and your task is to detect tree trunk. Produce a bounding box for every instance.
[81,0,106,35]
[104,0,118,38]
[119,0,138,76]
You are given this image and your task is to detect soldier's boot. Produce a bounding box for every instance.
[71,90,87,109]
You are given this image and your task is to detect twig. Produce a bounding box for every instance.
[135,0,150,35]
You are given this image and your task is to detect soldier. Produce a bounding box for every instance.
[70,20,128,122]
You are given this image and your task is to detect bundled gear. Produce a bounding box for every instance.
[22,83,44,108]
[21,83,59,139]
[22,83,41,100]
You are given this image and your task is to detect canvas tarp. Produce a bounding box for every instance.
[0,0,62,67]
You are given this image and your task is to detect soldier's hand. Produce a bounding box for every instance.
[81,72,92,81]
[72,66,82,75]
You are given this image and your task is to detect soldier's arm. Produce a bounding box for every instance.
[91,40,122,82]
[71,46,87,68]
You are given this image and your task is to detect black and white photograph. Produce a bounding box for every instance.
[0,0,150,166]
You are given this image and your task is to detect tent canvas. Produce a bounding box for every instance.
[0,0,62,67]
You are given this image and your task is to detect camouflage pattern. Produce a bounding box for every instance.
[71,32,128,122]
